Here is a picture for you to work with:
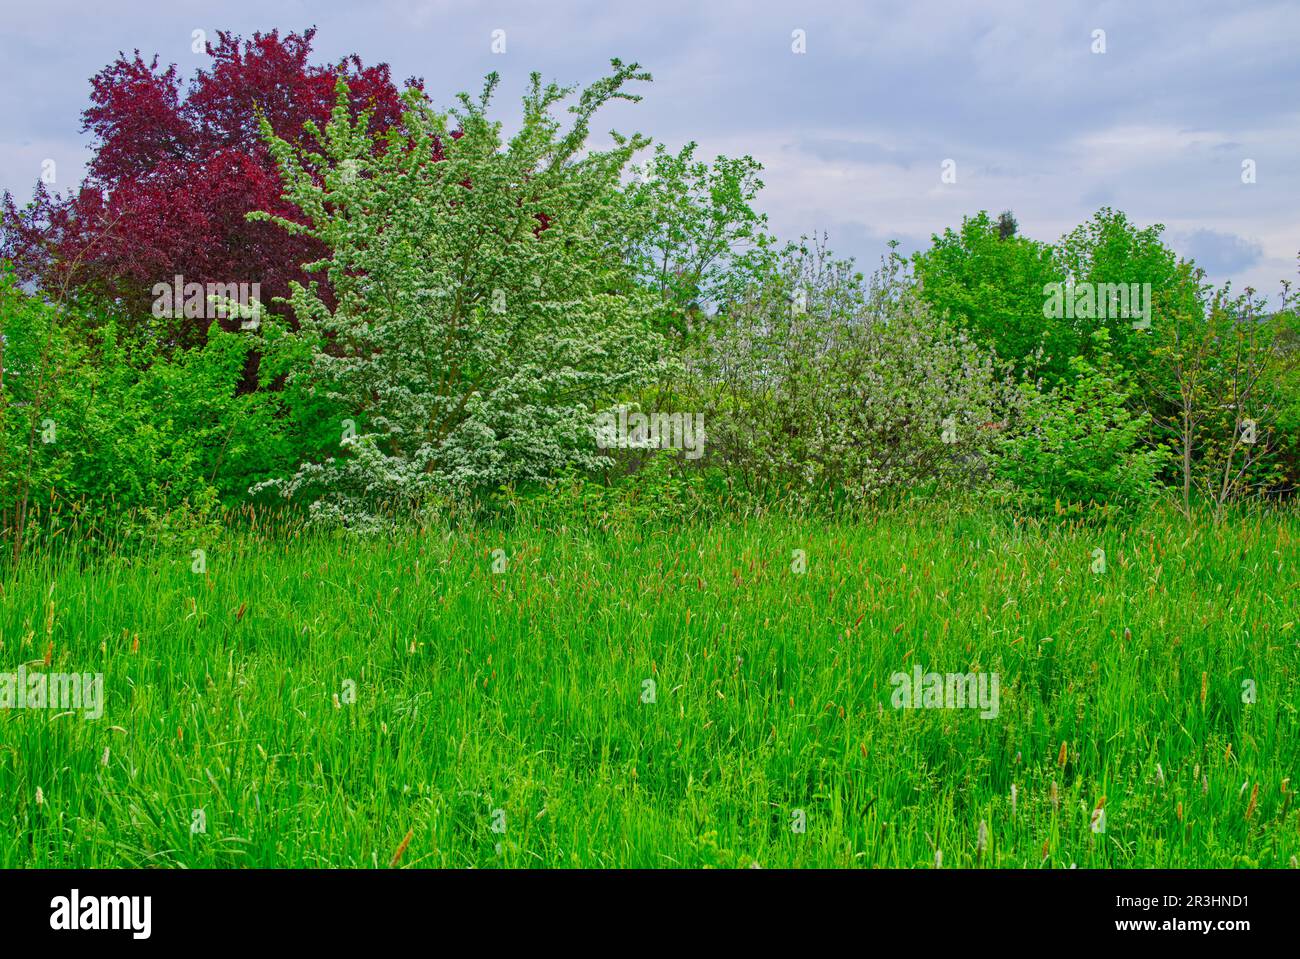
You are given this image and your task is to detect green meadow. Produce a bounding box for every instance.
[1,503,1296,868]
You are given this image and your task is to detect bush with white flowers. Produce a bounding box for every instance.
[251,62,668,525]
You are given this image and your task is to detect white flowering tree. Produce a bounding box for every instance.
[250,62,667,526]
[696,240,1017,503]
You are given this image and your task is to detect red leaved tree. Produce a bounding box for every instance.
[2,27,419,350]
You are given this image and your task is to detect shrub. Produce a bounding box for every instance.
[1,270,314,557]
[995,329,1169,514]
[504,451,735,531]
[691,241,1016,505]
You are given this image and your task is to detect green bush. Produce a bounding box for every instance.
[995,329,1170,514]
[1,272,331,553]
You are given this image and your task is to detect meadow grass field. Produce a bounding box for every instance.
[1,503,1297,868]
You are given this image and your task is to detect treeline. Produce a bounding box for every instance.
[2,29,1298,555]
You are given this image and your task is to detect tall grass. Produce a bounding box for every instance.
[1,501,1296,867]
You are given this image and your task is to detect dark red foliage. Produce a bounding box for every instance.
[1,27,420,348]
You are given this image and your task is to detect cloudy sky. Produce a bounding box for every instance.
[3,0,1298,296]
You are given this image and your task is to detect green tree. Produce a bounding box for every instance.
[617,142,772,350]
[1054,207,1198,377]
[912,211,1069,381]
[1145,271,1300,519]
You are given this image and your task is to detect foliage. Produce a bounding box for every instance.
[912,211,1068,381]
[617,142,773,350]
[0,28,413,347]
[996,329,1170,514]
[250,64,669,527]
[1144,275,1300,517]
[1,271,318,559]
[4,31,1299,535]
[501,451,737,531]
[1054,207,1199,378]
[694,241,1015,504]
